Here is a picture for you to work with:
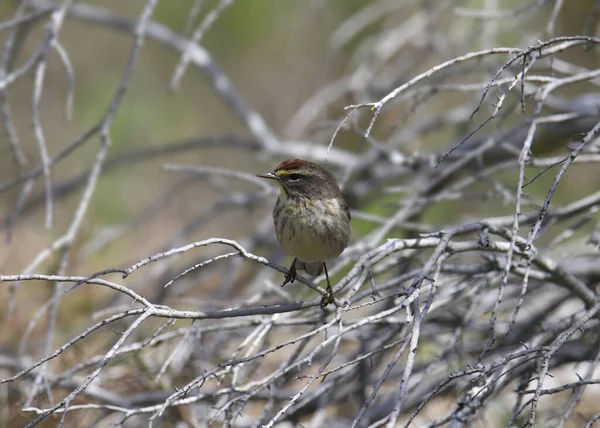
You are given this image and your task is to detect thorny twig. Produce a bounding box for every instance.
[2,1,600,427]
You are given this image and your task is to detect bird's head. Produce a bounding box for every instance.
[257,159,341,200]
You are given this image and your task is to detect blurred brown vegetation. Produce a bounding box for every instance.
[1,0,600,427]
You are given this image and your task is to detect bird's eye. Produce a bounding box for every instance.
[288,173,302,182]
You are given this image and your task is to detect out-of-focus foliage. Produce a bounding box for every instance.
[1,1,600,427]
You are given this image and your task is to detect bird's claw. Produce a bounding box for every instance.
[320,286,335,308]
[281,262,297,287]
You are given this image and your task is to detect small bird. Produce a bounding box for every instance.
[257,159,351,306]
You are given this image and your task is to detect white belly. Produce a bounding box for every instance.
[281,226,341,262]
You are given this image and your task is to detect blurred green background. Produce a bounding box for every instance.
[0,0,598,355]
[1,1,599,425]
[0,0,366,270]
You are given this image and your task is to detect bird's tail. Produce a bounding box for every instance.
[297,261,324,277]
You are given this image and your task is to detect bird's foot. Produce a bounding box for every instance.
[281,259,297,287]
[320,285,335,308]
[319,263,335,307]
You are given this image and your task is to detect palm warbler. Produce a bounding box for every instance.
[257,159,351,306]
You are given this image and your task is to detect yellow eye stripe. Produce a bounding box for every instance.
[274,170,307,177]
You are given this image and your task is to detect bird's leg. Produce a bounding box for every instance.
[282,258,297,287]
[320,263,335,307]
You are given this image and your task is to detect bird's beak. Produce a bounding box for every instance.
[256,172,278,180]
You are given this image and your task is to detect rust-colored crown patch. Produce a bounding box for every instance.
[275,159,304,172]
